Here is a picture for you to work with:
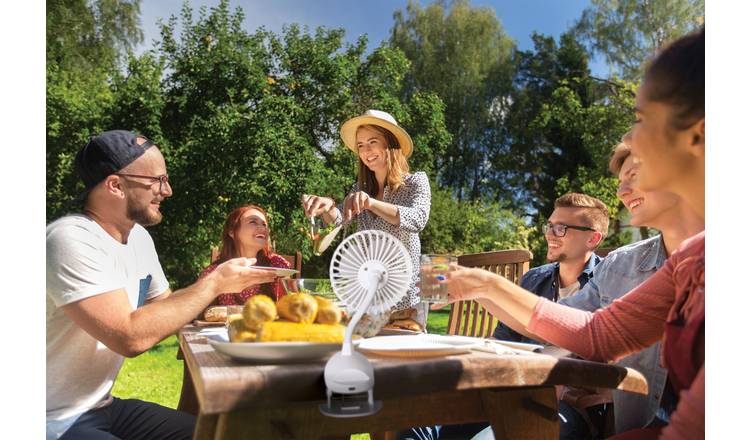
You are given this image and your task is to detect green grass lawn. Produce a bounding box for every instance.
[112,308,451,439]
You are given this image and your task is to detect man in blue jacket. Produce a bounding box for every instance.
[493,192,609,343]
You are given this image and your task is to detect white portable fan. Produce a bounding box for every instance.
[319,230,412,418]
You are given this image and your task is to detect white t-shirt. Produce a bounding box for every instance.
[46,214,169,438]
[558,280,581,299]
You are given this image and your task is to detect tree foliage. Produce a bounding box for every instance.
[391,0,515,200]
[498,31,637,263]
[423,188,533,255]
[574,0,704,79]
[48,0,523,287]
[47,0,695,284]
[46,0,144,220]
[47,0,143,71]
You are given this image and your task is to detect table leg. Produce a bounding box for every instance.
[193,413,218,440]
[177,360,200,416]
[481,386,559,440]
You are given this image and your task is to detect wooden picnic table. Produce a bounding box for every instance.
[178,325,647,440]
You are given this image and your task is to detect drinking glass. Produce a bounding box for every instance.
[419,254,457,303]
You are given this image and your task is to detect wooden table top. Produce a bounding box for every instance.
[179,326,648,415]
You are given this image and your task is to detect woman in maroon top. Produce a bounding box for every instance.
[199,205,291,305]
[438,29,704,440]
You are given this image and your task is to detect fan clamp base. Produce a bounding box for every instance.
[319,390,383,418]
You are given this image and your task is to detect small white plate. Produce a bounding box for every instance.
[251,266,299,278]
[490,339,544,352]
[206,329,341,363]
[356,334,476,358]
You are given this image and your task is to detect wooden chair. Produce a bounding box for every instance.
[370,250,535,440]
[210,246,302,277]
[446,249,533,338]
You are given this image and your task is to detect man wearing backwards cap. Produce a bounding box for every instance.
[46,131,277,439]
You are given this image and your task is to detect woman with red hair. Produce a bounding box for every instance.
[199,205,291,306]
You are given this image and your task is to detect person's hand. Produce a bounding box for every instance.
[343,191,373,222]
[301,194,335,218]
[207,257,278,296]
[428,266,501,310]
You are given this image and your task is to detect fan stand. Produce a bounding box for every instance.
[319,262,385,417]
[319,230,411,418]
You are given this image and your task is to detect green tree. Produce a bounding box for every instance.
[47,0,143,71]
[150,0,452,285]
[574,0,704,80]
[502,32,636,263]
[391,0,515,200]
[46,0,145,221]
[423,187,532,255]
[46,0,536,288]
[503,32,599,215]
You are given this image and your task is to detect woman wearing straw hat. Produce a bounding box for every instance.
[302,109,431,334]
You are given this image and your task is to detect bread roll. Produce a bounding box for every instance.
[203,306,228,322]
[389,307,418,321]
[385,318,423,332]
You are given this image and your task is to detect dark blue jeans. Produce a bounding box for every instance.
[395,423,488,440]
[559,400,609,440]
[59,397,195,440]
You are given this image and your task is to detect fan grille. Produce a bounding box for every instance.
[330,230,412,315]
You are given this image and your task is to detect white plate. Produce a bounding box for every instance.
[206,329,341,363]
[491,339,544,352]
[418,335,544,354]
[251,266,299,278]
[356,334,477,358]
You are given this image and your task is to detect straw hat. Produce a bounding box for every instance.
[340,110,413,158]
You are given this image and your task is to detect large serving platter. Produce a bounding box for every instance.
[205,328,341,363]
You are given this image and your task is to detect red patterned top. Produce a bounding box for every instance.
[199,254,291,305]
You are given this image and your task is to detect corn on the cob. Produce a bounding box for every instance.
[242,295,277,330]
[256,320,344,343]
[313,296,343,325]
[277,293,318,324]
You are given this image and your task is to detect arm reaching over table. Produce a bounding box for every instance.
[438,231,705,440]
[439,258,671,363]
[60,257,277,357]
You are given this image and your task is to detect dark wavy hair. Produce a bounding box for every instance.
[643,27,704,131]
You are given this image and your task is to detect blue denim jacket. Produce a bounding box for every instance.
[492,254,601,343]
[559,235,668,433]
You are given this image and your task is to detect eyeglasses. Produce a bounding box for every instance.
[115,173,170,193]
[543,223,596,237]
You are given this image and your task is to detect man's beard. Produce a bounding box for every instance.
[126,195,162,226]
[546,251,567,263]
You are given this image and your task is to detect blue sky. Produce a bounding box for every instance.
[138,0,608,76]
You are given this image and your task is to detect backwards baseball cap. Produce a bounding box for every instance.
[74,130,155,198]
